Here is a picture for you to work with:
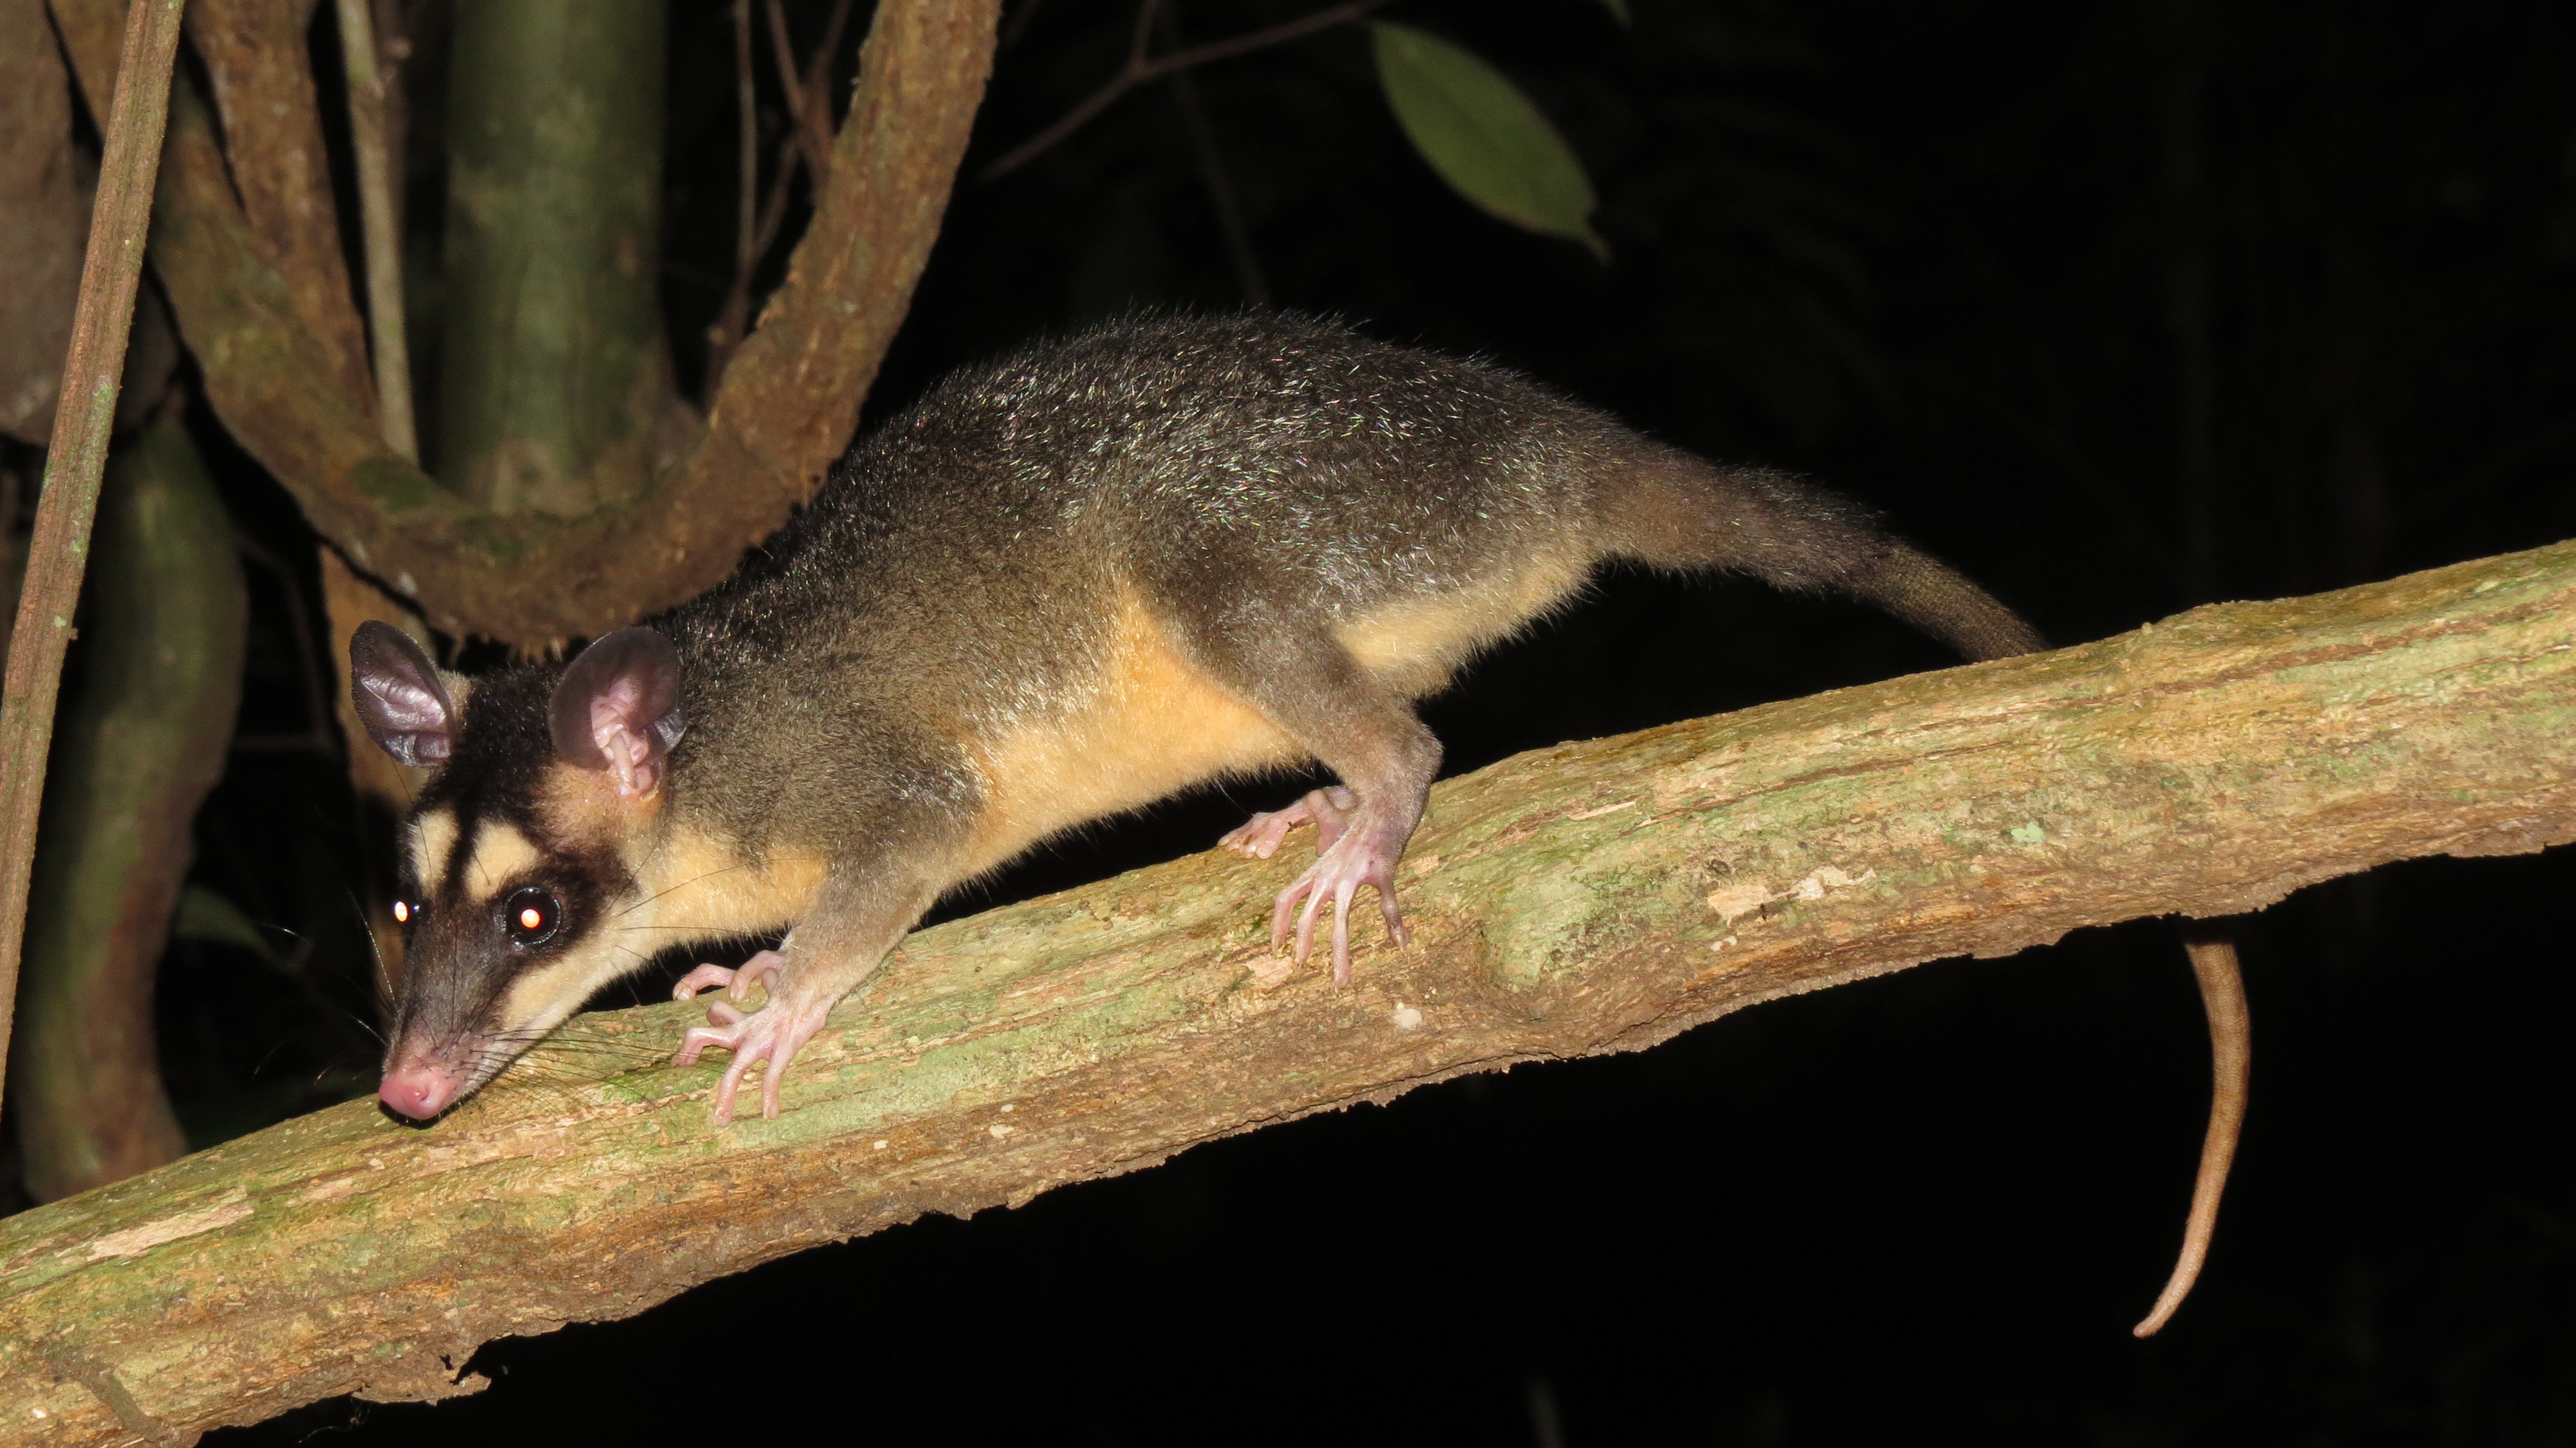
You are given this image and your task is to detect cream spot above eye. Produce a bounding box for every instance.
[409,810,459,890]
[464,823,543,895]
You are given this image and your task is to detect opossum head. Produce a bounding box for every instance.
[348,622,687,1120]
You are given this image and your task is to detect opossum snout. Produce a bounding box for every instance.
[379,1058,466,1120]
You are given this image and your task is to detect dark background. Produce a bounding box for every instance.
[35,0,2576,1441]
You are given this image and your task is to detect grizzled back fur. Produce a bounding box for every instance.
[450,310,2033,868]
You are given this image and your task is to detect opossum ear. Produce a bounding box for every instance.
[551,627,686,799]
[349,622,457,766]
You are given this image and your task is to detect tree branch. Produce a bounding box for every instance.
[185,0,375,415]
[5,540,2573,1441]
[704,0,857,404]
[334,0,417,461]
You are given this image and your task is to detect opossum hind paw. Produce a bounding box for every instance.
[1218,785,1358,860]
[1269,803,1408,987]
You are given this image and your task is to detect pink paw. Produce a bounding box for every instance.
[672,949,826,1123]
[1274,823,1408,989]
[1222,788,1413,984]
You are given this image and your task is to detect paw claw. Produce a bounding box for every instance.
[672,962,734,1001]
[1260,798,1414,984]
[668,955,828,1123]
[1220,804,1309,860]
[730,949,787,1001]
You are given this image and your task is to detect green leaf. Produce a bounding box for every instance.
[1370,21,1609,262]
[172,883,277,962]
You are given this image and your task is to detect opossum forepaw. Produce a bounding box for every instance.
[672,962,734,1000]
[672,959,825,1125]
[676,1011,813,1125]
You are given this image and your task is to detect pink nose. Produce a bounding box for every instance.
[379,1062,463,1119]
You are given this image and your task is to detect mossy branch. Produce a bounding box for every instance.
[3,541,2571,1443]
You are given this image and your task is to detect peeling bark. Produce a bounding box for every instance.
[2,540,2571,1444]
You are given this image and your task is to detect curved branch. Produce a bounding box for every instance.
[50,0,1002,645]
[185,0,374,412]
[4,540,2572,1441]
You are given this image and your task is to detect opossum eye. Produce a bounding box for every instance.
[501,886,562,948]
[391,899,413,925]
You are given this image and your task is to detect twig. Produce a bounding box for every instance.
[732,1,757,297]
[981,0,1394,181]
[232,531,339,762]
[806,0,861,132]
[705,0,859,404]
[0,0,189,1121]
[372,0,413,228]
[336,0,416,462]
[706,1,762,402]
[767,0,835,188]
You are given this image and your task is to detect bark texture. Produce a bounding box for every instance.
[438,0,667,515]
[1,540,2570,1444]
[0,0,88,444]
[184,0,373,414]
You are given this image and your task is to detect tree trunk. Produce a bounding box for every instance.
[1,538,2568,1443]
[438,0,670,516]
[10,417,247,1202]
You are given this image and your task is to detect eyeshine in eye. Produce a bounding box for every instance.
[501,886,562,948]
[391,899,411,924]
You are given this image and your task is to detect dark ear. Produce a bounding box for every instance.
[549,627,687,798]
[349,621,456,766]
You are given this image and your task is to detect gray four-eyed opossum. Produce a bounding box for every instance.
[350,312,2244,1332]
